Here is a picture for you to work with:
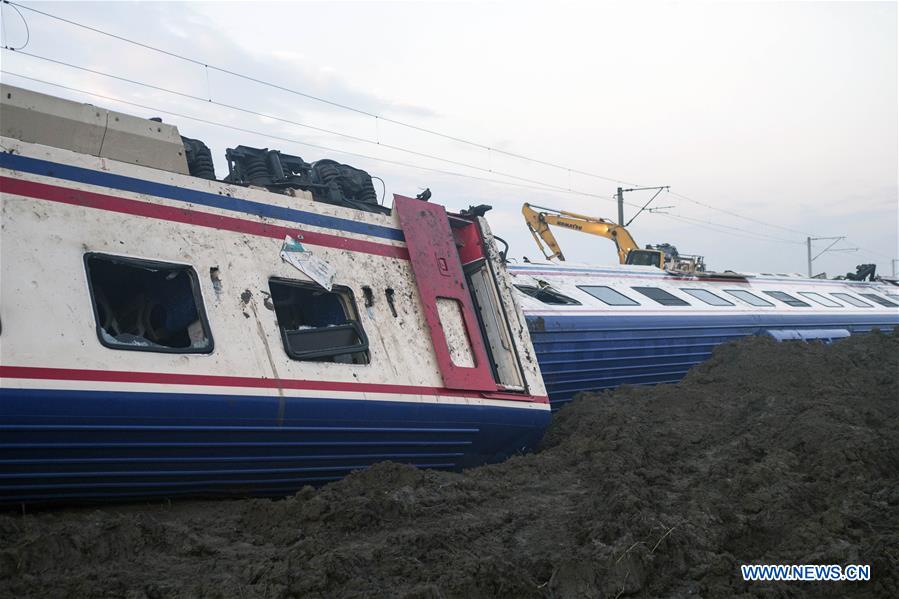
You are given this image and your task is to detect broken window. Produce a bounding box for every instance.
[269,278,369,364]
[85,254,213,353]
[514,284,581,305]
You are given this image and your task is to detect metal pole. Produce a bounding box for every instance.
[617,187,624,225]
[807,237,812,277]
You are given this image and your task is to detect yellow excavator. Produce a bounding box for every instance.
[521,203,705,273]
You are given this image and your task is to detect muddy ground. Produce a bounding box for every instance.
[1,331,897,598]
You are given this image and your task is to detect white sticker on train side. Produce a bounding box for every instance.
[280,235,336,291]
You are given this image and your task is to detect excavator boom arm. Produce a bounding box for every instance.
[521,203,641,263]
[522,204,566,260]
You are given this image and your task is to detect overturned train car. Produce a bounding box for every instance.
[0,85,550,504]
[510,262,899,409]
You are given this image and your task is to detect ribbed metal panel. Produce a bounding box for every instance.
[0,389,549,504]
[529,313,898,408]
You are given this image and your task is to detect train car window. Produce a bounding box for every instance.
[798,292,842,307]
[724,289,774,307]
[680,288,733,306]
[631,287,690,306]
[85,253,214,353]
[514,284,581,305]
[858,293,899,308]
[269,278,369,364]
[578,285,639,306]
[762,291,810,307]
[831,293,873,308]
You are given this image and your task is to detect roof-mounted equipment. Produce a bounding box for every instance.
[223,145,387,215]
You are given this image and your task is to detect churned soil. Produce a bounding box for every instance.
[1,331,897,598]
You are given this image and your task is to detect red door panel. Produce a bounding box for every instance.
[394,195,497,392]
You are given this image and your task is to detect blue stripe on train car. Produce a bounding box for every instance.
[0,153,405,242]
[526,312,899,409]
[0,388,549,504]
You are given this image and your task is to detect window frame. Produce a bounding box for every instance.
[762,290,811,307]
[724,289,775,307]
[630,286,690,306]
[514,284,582,306]
[268,277,370,364]
[857,293,899,308]
[577,285,640,306]
[680,288,734,306]
[84,252,215,354]
[798,291,843,307]
[831,293,873,308]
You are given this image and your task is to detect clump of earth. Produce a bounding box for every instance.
[2,330,897,598]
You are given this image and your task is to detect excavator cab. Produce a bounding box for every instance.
[624,249,665,268]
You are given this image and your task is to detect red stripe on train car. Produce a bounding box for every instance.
[0,177,410,260]
[0,366,549,404]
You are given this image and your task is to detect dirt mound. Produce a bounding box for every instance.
[2,331,897,598]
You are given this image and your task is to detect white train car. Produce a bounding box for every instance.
[0,85,550,504]
[510,262,899,409]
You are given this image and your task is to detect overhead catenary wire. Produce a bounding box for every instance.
[659,213,804,245]
[0,2,893,262]
[0,1,851,243]
[0,0,28,51]
[0,71,622,200]
[3,0,637,187]
[666,190,817,237]
[0,48,633,199]
[0,70,809,248]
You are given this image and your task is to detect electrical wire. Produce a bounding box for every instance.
[0,48,828,249]
[4,0,859,244]
[0,0,29,50]
[0,71,619,200]
[667,190,816,237]
[660,212,805,245]
[4,0,637,186]
[1,70,813,248]
[1,48,633,199]
[3,0,885,256]
[370,176,387,205]
[1,2,893,260]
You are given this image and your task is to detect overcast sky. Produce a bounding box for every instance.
[1,1,896,276]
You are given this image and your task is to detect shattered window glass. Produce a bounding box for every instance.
[269,279,369,364]
[85,254,213,353]
[514,284,581,305]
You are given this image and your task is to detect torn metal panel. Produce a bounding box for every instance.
[279,235,336,291]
